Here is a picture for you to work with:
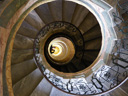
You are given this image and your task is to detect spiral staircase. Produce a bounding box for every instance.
[0,0,128,96]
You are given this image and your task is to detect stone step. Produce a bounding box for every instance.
[13,34,34,49]
[11,49,33,65]
[62,1,76,22]
[25,10,44,31]
[60,65,69,73]
[11,59,37,85]
[13,68,43,96]
[83,24,101,42]
[48,0,62,21]
[35,3,54,24]
[79,12,98,34]
[67,64,78,72]
[71,4,89,27]
[109,87,128,96]
[0,1,2,4]
[120,80,128,94]
[17,21,38,39]
[83,50,99,62]
[30,77,52,96]
[71,58,82,70]
[76,61,87,71]
[83,94,111,96]
[82,59,92,67]
[104,94,111,96]
[50,87,75,96]
[84,37,102,50]
[0,1,3,6]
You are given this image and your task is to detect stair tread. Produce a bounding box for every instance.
[0,1,3,7]
[60,65,69,73]
[11,49,33,65]
[83,50,99,62]
[13,68,43,96]
[83,50,100,63]
[109,87,128,96]
[120,79,128,94]
[84,49,100,51]
[79,12,98,34]
[35,3,54,24]
[50,87,75,96]
[30,77,52,96]
[71,58,81,69]
[83,24,101,42]
[13,34,34,49]
[71,4,89,27]
[25,10,44,31]
[84,37,102,50]
[63,1,76,22]
[77,61,87,70]
[102,94,111,96]
[17,21,38,39]
[67,64,78,72]
[81,60,92,67]
[48,0,62,21]
[11,59,37,85]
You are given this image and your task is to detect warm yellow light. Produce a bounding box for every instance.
[52,46,60,54]
[50,44,63,56]
[48,37,75,65]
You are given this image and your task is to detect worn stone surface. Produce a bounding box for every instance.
[79,12,98,34]
[35,3,54,24]
[0,0,13,17]
[48,0,62,21]
[0,1,3,9]
[0,0,40,95]
[11,49,33,65]
[0,27,9,96]
[62,1,76,22]
[0,0,28,27]
[50,87,76,96]
[0,0,127,95]
[83,24,101,42]
[30,78,52,96]
[17,21,38,39]
[13,68,43,96]
[84,37,102,50]
[120,80,128,94]
[11,59,37,85]
[109,87,128,96]
[72,4,89,27]
[25,10,44,31]
[0,0,52,96]
[13,34,34,49]
[83,50,99,62]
